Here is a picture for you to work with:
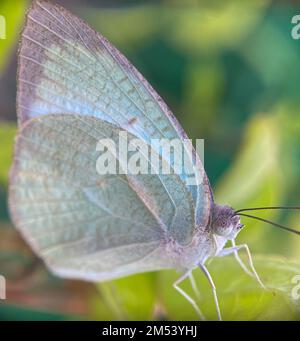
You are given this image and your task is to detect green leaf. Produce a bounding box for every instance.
[94,273,157,320]
[159,255,300,321]
[91,256,300,320]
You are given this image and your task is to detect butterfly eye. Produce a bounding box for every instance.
[219,219,227,229]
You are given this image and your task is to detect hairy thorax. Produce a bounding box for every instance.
[163,203,243,270]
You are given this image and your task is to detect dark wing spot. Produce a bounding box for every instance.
[128,117,137,126]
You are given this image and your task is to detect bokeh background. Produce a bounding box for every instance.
[1,0,300,320]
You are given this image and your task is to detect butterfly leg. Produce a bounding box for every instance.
[198,264,222,321]
[173,271,205,320]
[217,242,265,289]
[189,271,201,299]
[231,239,254,277]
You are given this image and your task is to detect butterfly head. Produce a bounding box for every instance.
[211,204,244,240]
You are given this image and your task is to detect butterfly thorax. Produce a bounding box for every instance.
[192,204,243,264]
[165,204,244,270]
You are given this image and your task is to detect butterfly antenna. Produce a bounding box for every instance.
[237,213,300,236]
[235,206,300,214]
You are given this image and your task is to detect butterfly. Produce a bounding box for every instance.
[11,0,299,320]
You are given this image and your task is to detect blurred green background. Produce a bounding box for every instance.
[1,0,300,321]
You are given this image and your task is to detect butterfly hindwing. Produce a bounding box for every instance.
[9,114,198,280]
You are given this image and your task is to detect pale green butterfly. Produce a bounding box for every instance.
[9,0,270,320]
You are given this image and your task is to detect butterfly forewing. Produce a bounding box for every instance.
[17,0,212,232]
